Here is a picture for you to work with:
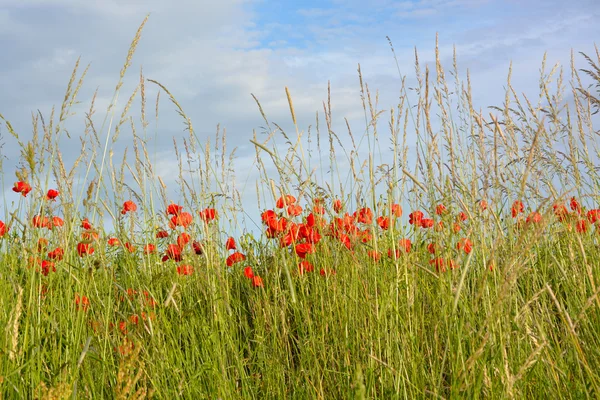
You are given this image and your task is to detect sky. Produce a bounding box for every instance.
[0,0,599,232]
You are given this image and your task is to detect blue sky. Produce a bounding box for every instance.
[0,0,599,230]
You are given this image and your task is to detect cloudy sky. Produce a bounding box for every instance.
[0,0,598,230]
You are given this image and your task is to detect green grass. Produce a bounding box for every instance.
[1,19,600,399]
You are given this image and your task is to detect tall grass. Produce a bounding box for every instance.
[1,18,600,398]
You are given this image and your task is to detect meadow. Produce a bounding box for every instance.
[1,17,600,398]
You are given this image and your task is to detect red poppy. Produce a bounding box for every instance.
[354,208,373,224]
[166,203,183,216]
[199,208,218,222]
[40,260,56,276]
[276,195,296,209]
[75,293,89,311]
[427,243,437,254]
[47,247,64,260]
[252,276,264,287]
[143,244,156,254]
[156,230,169,239]
[261,209,277,224]
[177,232,191,248]
[170,212,193,229]
[511,201,524,218]
[570,196,581,212]
[121,200,137,215]
[298,260,315,274]
[526,212,542,224]
[576,219,589,233]
[108,237,120,247]
[51,216,64,228]
[436,204,447,215]
[244,266,254,279]
[457,212,468,222]
[553,203,568,222]
[333,199,343,213]
[176,264,193,276]
[192,241,204,255]
[399,238,412,253]
[124,242,135,253]
[12,181,32,197]
[0,220,9,237]
[76,242,94,257]
[32,215,49,229]
[377,216,390,230]
[420,218,434,228]
[287,204,303,217]
[368,250,382,261]
[225,237,237,250]
[81,218,93,230]
[46,189,59,200]
[226,252,246,267]
[587,209,600,224]
[430,257,446,273]
[295,243,315,258]
[391,203,402,217]
[162,244,183,262]
[456,238,473,254]
[479,200,488,211]
[409,211,423,227]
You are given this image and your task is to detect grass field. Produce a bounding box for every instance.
[1,18,600,398]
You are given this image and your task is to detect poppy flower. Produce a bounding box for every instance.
[192,241,204,255]
[121,200,137,215]
[553,203,568,222]
[252,276,264,287]
[40,260,56,276]
[377,216,390,230]
[226,251,246,267]
[225,237,237,250]
[156,230,169,239]
[570,197,581,212]
[391,203,402,217]
[81,218,93,230]
[176,264,193,276]
[51,216,64,228]
[457,212,468,222]
[276,195,296,209]
[75,293,89,311]
[261,209,277,224]
[576,219,589,233]
[295,243,315,258]
[166,203,183,216]
[244,266,254,279]
[287,204,303,217]
[511,201,524,218]
[409,211,423,227]
[143,244,156,254]
[587,209,600,224]
[298,260,315,274]
[399,238,412,253]
[368,250,382,261]
[436,204,447,215]
[162,244,183,262]
[453,223,461,233]
[32,215,49,229]
[170,212,193,229]
[456,238,473,254]
[420,218,434,228]
[12,181,32,197]
[177,232,191,248]
[107,237,120,247]
[46,189,59,200]
[430,257,446,273]
[47,247,64,260]
[76,242,94,256]
[427,243,437,254]
[479,200,488,211]
[124,242,135,253]
[0,220,9,237]
[526,212,542,224]
[199,208,218,222]
[354,208,373,224]
[333,199,343,213]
